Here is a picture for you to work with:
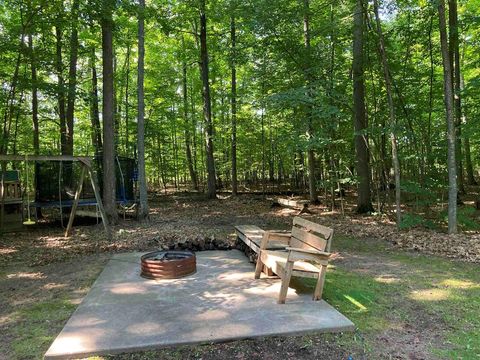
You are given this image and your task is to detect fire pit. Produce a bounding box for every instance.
[140,250,196,279]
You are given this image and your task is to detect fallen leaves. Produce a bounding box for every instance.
[0,193,479,267]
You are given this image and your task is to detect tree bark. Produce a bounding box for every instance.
[461,76,476,185]
[464,136,476,185]
[353,0,373,213]
[125,42,131,156]
[1,40,22,154]
[373,0,401,226]
[102,0,118,224]
[28,34,39,155]
[261,105,266,196]
[438,0,457,234]
[137,0,148,220]
[65,0,79,156]
[55,21,67,155]
[199,0,216,199]
[12,90,24,155]
[136,0,149,220]
[90,47,102,156]
[427,15,434,177]
[448,0,465,195]
[230,14,238,196]
[303,0,319,204]
[182,37,199,191]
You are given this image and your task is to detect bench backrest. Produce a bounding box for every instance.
[290,217,334,252]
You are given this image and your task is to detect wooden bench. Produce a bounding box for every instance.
[235,225,290,276]
[253,217,334,304]
[235,225,289,254]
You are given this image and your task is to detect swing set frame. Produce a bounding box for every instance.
[0,155,110,238]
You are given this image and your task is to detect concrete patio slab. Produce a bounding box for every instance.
[45,250,354,359]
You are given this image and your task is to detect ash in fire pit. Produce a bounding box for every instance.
[141,250,196,279]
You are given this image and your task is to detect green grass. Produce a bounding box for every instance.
[323,237,480,359]
[392,253,480,359]
[6,237,480,359]
[12,299,76,360]
[323,268,390,332]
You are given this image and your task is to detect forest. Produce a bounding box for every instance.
[1,0,480,230]
[1,1,480,358]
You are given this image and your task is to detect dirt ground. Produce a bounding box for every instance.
[1,193,479,359]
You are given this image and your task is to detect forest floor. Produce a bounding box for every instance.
[1,192,479,359]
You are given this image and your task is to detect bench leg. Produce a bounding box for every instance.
[278,260,294,304]
[264,265,274,276]
[254,251,264,279]
[313,264,327,301]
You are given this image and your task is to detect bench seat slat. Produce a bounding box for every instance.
[260,250,320,279]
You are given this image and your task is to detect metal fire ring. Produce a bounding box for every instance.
[140,250,196,279]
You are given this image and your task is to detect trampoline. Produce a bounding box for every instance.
[0,154,136,236]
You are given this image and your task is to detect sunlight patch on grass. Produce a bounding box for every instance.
[0,313,16,326]
[374,275,400,284]
[409,288,451,301]
[0,247,17,255]
[42,282,67,290]
[343,295,368,311]
[7,271,45,280]
[440,278,480,289]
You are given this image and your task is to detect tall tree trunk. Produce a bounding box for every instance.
[427,15,434,177]
[438,0,457,234]
[461,75,476,185]
[189,79,198,175]
[261,107,266,196]
[125,42,131,156]
[137,0,148,220]
[90,47,102,156]
[113,52,120,152]
[1,45,22,154]
[28,34,39,155]
[12,90,24,156]
[230,14,238,196]
[373,0,401,226]
[464,136,476,185]
[269,115,275,183]
[303,0,319,204]
[102,0,118,224]
[182,47,198,190]
[55,22,67,155]
[65,0,79,156]
[449,0,465,195]
[199,0,216,199]
[171,106,179,189]
[353,0,373,213]
[328,3,341,211]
